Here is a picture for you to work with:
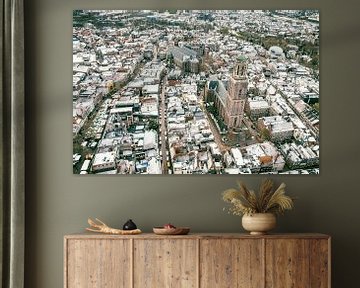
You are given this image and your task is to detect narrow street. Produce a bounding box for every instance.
[242,116,263,143]
[159,76,168,174]
[270,77,318,138]
[152,49,169,174]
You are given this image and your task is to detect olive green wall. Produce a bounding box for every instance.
[25,0,360,287]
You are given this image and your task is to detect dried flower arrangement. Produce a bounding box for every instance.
[222,179,294,216]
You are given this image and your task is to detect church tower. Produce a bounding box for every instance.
[225,56,248,130]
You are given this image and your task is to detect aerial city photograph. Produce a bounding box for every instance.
[73,10,319,175]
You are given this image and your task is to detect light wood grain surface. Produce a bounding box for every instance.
[65,239,131,288]
[309,239,330,288]
[65,232,330,240]
[200,238,264,288]
[134,239,197,288]
[64,233,330,288]
[265,239,310,287]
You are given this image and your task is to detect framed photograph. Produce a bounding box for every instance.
[72,10,319,175]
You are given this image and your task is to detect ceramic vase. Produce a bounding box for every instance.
[242,213,276,235]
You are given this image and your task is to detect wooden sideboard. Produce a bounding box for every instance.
[64,233,330,288]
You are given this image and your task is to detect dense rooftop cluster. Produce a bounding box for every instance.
[73,10,319,175]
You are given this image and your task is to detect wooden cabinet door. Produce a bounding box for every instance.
[65,234,330,288]
[309,239,330,288]
[65,239,131,288]
[200,239,264,288]
[265,238,330,288]
[133,239,198,288]
[266,239,310,288]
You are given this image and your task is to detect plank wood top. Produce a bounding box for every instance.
[65,232,330,240]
